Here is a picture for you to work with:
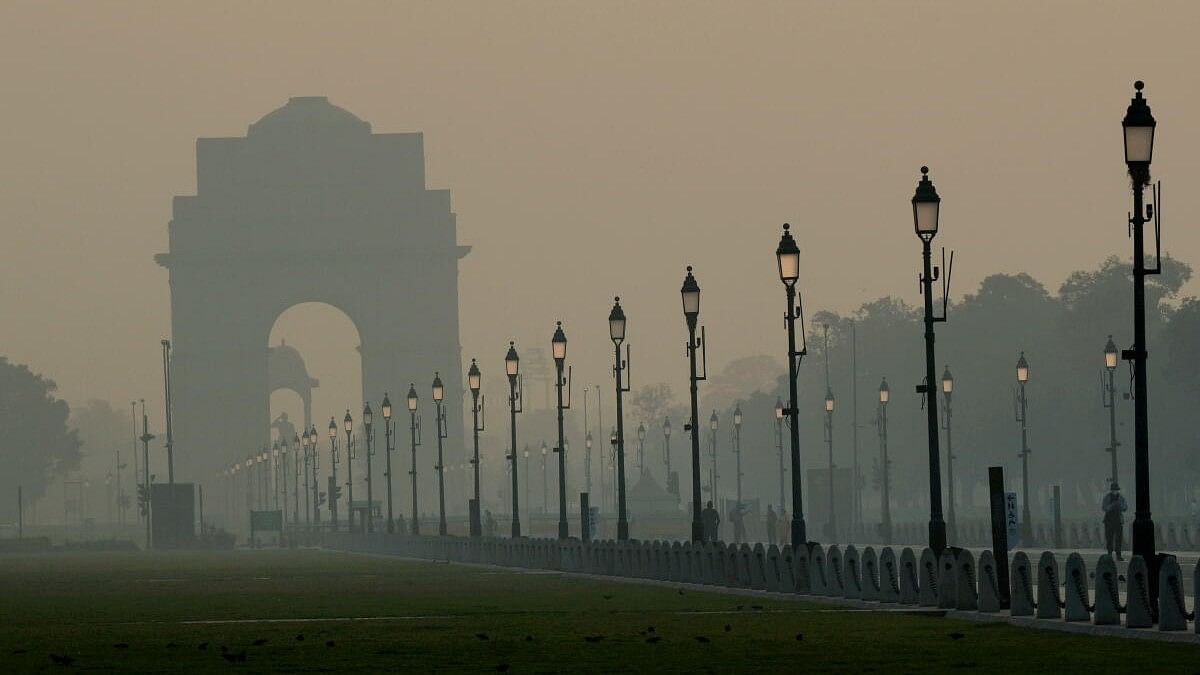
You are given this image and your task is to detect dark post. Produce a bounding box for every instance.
[328,419,339,531]
[580,492,591,543]
[941,366,956,545]
[988,466,1011,609]
[1103,337,1120,486]
[382,395,395,533]
[17,485,23,540]
[161,340,175,487]
[877,379,891,543]
[140,407,154,550]
[609,300,631,542]
[432,374,449,536]
[775,226,808,547]
[681,269,707,543]
[1052,485,1063,550]
[552,323,571,540]
[505,343,523,538]
[343,410,354,532]
[364,403,374,533]
[406,385,421,535]
[467,360,484,537]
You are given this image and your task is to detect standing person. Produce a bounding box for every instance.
[766,505,778,546]
[730,503,746,544]
[778,508,789,545]
[702,501,721,543]
[1102,482,1128,560]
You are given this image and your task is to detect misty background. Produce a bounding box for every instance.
[3,1,1200,528]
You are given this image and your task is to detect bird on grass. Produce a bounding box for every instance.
[252,639,267,646]
[113,643,129,649]
[647,626,655,633]
[645,636,661,644]
[49,653,75,666]
[475,633,490,641]
[166,642,179,649]
[948,632,965,641]
[584,635,605,643]
[694,636,710,643]
[325,641,336,648]
[220,650,247,663]
[750,605,763,610]
[11,649,27,655]
[198,643,208,651]
[677,590,685,595]
[795,633,804,641]
[602,594,612,600]
[295,634,304,642]
[524,635,533,642]
[495,664,510,673]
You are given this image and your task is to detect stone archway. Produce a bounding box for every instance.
[156,96,468,502]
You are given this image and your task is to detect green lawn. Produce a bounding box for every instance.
[0,549,1194,673]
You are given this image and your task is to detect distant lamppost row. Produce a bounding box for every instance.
[609,297,631,541]
[328,417,339,530]
[1121,80,1159,581]
[774,398,786,513]
[363,402,374,533]
[432,372,448,536]
[823,387,836,542]
[552,321,571,539]
[467,360,485,537]
[406,383,421,535]
[1103,336,1120,486]
[382,393,395,533]
[732,404,743,506]
[1015,352,1033,543]
[775,225,808,546]
[505,342,523,538]
[941,366,956,544]
[343,410,354,531]
[911,167,948,557]
[877,378,891,543]
[681,266,708,543]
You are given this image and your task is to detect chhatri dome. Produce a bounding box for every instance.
[247,96,371,137]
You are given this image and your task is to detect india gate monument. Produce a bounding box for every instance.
[156,96,467,483]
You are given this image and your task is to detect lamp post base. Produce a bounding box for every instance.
[928,519,947,557]
[792,518,807,547]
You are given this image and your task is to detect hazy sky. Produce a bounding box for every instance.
[2,1,1199,429]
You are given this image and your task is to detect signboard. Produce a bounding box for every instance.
[1005,491,1020,548]
[250,510,283,531]
[151,482,196,548]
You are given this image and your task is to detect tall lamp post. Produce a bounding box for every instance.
[911,167,948,557]
[681,267,707,542]
[328,417,339,530]
[552,322,571,539]
[467,360,485,537]
[1121,81,1159,577]
[301,428,312,530]
[505,342,523,538]
[732,405,743,506]
[343,410,354,531]
[291,433,301,529]
[636,423,646,477]
[1103,337,1120,486]
[382,393,395,533]
[432,373,448,536]
[406,384,421,535]
[775,225,808,546]
[877,379,891,543]
[941,366,955,544]
[540,441,548,514]
[823,388,836,542]
[1015,352,1033,544]
[663,417,672,496]
[609,298,631,541]
[708,411,719,507]
[584,431,593,502]
[309,424,320,528]
[774,399,786,513]
[363,402,374,533]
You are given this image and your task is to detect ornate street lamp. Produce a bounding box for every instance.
[732,404,743,507]
[309,424,320,529]
[552,321,572,539]
[941,366,956,544]
[382,392,395,533]
[662,417,673,497]
[708,410,719,507]
[406,383,421,535]
[467,360,485,537]
[911,167,950,557]
[1015,352,1033,544]
[343,409,355,531]
[1122,82,1160,589]
[775,225,808,546]
[363,402,374,533]
[328,417,339,530]
[505,342,523,538]
[682,267,708,542]
[608,298,632,540]
[1103,337,1120,487]
[823,387,836,542]
[774,398,785,516]
[301,428,312,530]
[432,372,448,536]
[877,378,891,543]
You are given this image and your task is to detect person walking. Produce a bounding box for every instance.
[779,508,789,545]
[730,503,746,544]
[1102,482,1128,560]
[766,505,778,546]
[702,501,721,543]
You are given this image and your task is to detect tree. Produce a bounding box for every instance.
[629,383,674,429]
[0,357,82,520]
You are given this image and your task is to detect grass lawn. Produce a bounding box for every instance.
[0,548,1194,673]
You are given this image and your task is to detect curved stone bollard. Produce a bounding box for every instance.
[701,542,717,584]
[765,544,783,592]
[809,544,829,596]
[736,544,754,588]
[667,541,682,581]
[793,545,812,594]
[1157,555,1188,631]
[725,543,741,587]
[1092,553,1120,625]
[1036,551,1062,619]
[917,548,938,607]
[878,547,900,603]
[898,548,918,605]
[937,549,957,609]
[861,547,880,601]
[842,545,862,599]
[827,545,845,597]
[955,549,978,611]
[1125,555,1154,628]
[778,545,797,592]
[1062,553,1090,622]
[1010,552,1036,617]
[750,543,768,590]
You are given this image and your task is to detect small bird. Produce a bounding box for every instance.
[220,650,247,663]
[602,594,613,600]
[736,605,744,610]
[49,653,75,666]
[495,665,510,673]
[220,646,228,653]
[694,636,710,643]
[252,639,267,646]
[11,649,27,655]
[645,636,661,644]
[584,635,605,643]
[647,626,655,633]
[677,590,685,595]
[524,635,533,642]
[295,634,304,642]
[948,632,965,641]
[325,641,336,648]
[475,633,490,641]
[113,643,129,649]
[198,642,208,651]
[751,605,763,610]
[795,633,804,641]
[166,642,179,649]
